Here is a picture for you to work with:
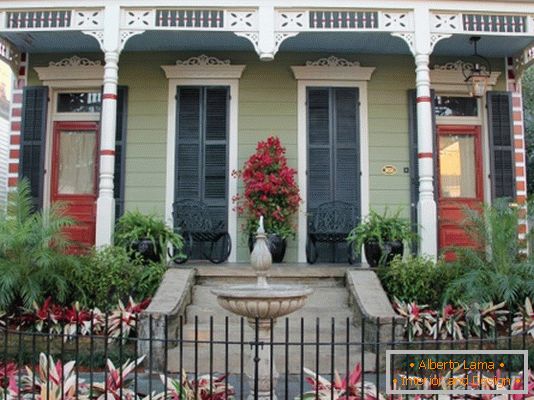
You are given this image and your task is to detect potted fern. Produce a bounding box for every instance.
[114,211,183,264]
[347,209,415,267]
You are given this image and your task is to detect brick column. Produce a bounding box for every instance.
[7,53,27,189]
[506,57,528,239]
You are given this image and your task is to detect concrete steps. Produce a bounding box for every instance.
[165,269,376,374]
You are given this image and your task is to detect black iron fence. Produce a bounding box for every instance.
[1,313,533,399]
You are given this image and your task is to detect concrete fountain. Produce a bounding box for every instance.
[211,216,313,400]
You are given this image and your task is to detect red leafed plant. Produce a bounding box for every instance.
[233,136,301,239]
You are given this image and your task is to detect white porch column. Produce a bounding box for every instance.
[413,6,438,259]
[414,52,438,259]
[95,5,120,246]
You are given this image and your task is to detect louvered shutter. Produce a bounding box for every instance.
[307,87,360,262]
[175,86,228,224]
[307,88,331,209]
[20,86,48,210]
[114,86,128,219]
[175,87,202,202]
[487,91,515,200]
[204,87,228,226]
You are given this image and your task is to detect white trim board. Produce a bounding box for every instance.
[295,79,371,263]
[163,77,241,263]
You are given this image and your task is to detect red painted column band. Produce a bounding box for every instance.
[102,93,117,100]
[416,96,432,103]
[100,150,116,156]
[418,152,433,159]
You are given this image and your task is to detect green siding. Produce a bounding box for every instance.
[27,51,507,261]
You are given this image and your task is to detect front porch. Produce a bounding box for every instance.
[1,1,532,264]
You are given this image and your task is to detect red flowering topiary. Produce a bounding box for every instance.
[233,136,301,238]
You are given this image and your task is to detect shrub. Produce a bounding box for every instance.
[74,246,165,310]
[444,199,534,309]
[0,180,80,311]
[378,256,440,307]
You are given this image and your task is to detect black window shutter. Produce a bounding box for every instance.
[19,86,48,211]
[114,86,128,219]
[307,87,360,262]
[487,91,515,200]
[175,86,229,226]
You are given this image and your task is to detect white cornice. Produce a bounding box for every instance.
[34,56,104,86]
[161,55,245,79]
[291,56,375,81]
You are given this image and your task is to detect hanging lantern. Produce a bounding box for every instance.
[462,37,492,98]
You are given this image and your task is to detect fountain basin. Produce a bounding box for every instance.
[211,284,313,321]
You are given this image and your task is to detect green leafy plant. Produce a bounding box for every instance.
[444,199,534,308]
[233,136,301,239]
[114,210,183,260]
[0,179,80,311]
[378,256,444,307]
[347,208,416,255]
[74,246,163,310]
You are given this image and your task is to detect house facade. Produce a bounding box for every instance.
[0,0,531,263]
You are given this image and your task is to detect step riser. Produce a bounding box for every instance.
[195,277,345,287]
[185,311,354,325]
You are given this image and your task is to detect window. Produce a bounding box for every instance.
[57,92,101,113]
[434,96,478,117]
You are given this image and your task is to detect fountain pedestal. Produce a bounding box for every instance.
[211,217,313,400]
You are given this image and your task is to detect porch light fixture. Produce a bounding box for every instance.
[462,36,492,98]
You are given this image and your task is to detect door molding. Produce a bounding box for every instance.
[296,80,370,262]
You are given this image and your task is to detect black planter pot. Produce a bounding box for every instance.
[364,239,404,268]
[131,239,161,264]
[248,234,287,263]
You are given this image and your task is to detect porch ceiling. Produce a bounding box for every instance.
[1,29,533,58]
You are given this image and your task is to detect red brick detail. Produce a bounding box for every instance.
[513,112,523,121]
[517,181,526,191]
[508,57,514,66]
[516,167,525,177]
[508,70,515,80]
[18,66,25,77]
[10,135,20,145]
[515,139,524,149]
[508,83,516,91]
[518,224,527,234]
[513,97,522,108]
[514,125,523,135]
[100,149,115,156]
[9,150,19,159]
[10,121,20,132]
[12,93,22,104]
[102,93,117,100]
[515,153,524,162]
[11,107,21,117]
[517,195,527,204]
[8,177,18,187]
[8,164,18,173]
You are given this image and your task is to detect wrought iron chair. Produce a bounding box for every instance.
[172,199,232,264]
[306,201,359,264]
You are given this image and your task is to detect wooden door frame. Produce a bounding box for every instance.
[50,121,100,203]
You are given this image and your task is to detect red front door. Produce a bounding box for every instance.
[51,121,99,249]
[437,125,483,256]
